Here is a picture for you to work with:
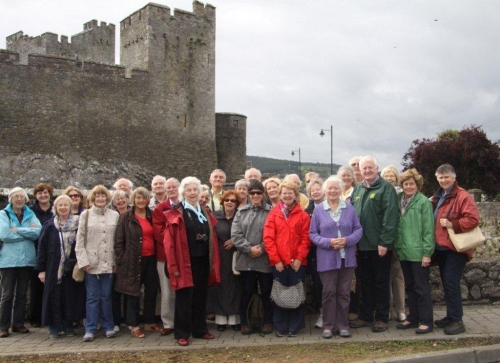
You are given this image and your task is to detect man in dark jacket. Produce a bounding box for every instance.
[349,156,399,333]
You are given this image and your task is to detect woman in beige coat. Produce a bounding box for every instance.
[75,185,119,343]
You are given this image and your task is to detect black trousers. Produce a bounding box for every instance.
[239,271,273,326]
[174,256,209,340]
[125,255,159,327]
[357,250,392,323]
[400,260,433,326]
[29,269,44,325]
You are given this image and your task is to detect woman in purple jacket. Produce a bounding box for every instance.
[309,176,362,339]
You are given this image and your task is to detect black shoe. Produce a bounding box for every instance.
[216,324,226,332]
[396,321,419,330]
[276,331,286,337]
[232,324,240,332]
[415,325,433,334]
[12,326,29,334]
[261,323,273,335]
[288,330,298,337]
[240,325,252,335]
[434,316,452,328]
[444,321,465,335]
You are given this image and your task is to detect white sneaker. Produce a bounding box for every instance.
[105,330,117,338]
[113,325,120,333]
[83,333,94,342]
[315,315,323,329]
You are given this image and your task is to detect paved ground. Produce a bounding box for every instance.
[1,304,500,356]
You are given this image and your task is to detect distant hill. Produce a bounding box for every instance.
[246,155,340,179]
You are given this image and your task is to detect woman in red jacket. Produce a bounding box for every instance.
[264,180,310,337]
[431,164,480,335]
[163,176,220,347]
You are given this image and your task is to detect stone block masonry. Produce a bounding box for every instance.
[0,2,246,188]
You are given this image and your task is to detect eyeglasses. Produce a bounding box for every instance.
[68,194,81,199]
[249,191,263,195]
[224,198,237,203]
[351,163,359,167]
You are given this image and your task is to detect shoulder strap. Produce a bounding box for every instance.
[84,210,89,248]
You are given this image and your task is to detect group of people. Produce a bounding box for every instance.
[0,157,481,346]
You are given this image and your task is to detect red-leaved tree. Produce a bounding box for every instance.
[402,125,500,197]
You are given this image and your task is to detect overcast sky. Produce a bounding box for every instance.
[1,0,499,170]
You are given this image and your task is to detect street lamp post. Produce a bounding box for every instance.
[320,125,333,175]
[291,148,301,177]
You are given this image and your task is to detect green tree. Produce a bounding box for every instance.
[402,125,500,197]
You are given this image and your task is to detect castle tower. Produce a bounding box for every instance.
[120,1,217,178]
[216,113,247,182]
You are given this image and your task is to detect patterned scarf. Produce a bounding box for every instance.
[54,214,79,283]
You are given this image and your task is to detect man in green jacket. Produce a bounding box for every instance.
[349,156,399,333]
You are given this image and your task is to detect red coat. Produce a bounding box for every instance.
[431,182,480,261]
[153,199,174,262]
[263,202,311,267]
[163,204,221,291]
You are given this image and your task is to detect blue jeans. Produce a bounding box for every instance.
[436,249,467,322]
[84,273,114,334]
[0,267,32,330]
[272,266,306,333]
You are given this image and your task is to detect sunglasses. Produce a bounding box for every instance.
[249,191,263,195]
[224,198,237,203]
[68,194,81,199]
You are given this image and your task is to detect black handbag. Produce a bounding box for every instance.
[63,259,77,277]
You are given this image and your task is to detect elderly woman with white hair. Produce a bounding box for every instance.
[36,195,86,339]
[0,187,42,338]
[163,176,221,347]
[309,177,362,339]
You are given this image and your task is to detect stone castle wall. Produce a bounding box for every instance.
[0,2,245,188]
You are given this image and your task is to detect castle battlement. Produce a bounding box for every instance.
[6,19,115,65]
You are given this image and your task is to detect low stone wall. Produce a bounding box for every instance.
[431,202,500,304]
[430,259,500,304]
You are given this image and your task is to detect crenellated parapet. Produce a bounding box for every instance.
[72,20,115,64]
[6,20,115,65]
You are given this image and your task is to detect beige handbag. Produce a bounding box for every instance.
[447,227,485,252]
[73,210,89,282]
[445,199,485,252]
